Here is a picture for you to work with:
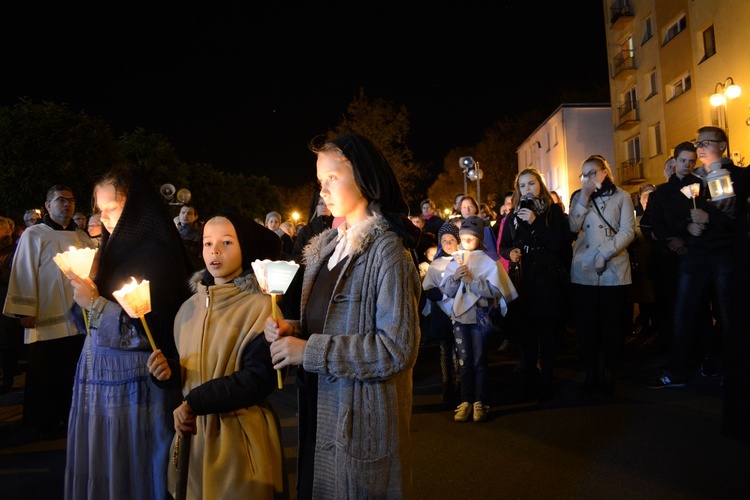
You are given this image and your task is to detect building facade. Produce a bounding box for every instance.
[517,104,615,208]
[604,0,749,193]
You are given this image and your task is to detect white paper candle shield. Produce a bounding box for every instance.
[251,260,300,294]
[112,277,152,318]
[53,246,97,278]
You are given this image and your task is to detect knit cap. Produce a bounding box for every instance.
[437,221,460,244]
[459,215,485,243]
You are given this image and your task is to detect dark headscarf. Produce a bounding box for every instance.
[93,168,193,357]
[221,207,282,268]
[329,134,421,249]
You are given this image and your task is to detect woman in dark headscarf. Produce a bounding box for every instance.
[265,134,421,499]
[65,166,193,500]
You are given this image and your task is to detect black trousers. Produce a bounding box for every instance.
[24,334,84,432]
[573,284,630,372]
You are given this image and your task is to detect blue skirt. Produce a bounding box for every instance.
[64,331,181,500]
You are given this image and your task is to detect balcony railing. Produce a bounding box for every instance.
[616,101,640,129]
[613,50,636,79]
[610,0,634,30]
[618,158,644,184]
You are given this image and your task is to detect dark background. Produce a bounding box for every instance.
[1,2,610,187]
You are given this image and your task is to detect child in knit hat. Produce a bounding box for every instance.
[440,215,517,423]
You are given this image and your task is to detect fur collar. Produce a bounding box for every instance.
[188,270,263,294]
[303,215,389,268]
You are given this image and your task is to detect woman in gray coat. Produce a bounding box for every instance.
[569,155,635,393]
[265,134,421,499]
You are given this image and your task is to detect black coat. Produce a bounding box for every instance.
[499,204,568,320]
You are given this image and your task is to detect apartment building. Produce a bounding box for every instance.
[518,1,749,201]
[605,0,749,193]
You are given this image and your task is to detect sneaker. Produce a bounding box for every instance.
[700,357,720,378]
[473,401,488,422]
[647,371,686,389]
[454,402,472,422]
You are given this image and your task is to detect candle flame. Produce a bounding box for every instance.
[112,277,152,318]
[53,246,97,278]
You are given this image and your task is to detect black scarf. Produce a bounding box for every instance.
[330,134,421,249]
[93,169,192,355]
[590,178,617,199]
[198,207,283,286]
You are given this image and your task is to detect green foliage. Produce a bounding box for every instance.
[0,99,122,216]
[186,163,282,222]
[427,110,549,211]
[119,128,190,192]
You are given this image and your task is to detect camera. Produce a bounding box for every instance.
[519,194,535,210]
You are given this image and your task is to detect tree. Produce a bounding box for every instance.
[119,127,190,194]
[427,109,550,212]
[0,99,122,216]
[185,162,283,222]
[331,88,424,199]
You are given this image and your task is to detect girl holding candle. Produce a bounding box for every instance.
[64,167,192,500]
[264,134,422,499]
[440,215,517,421]
[148,209,286,498]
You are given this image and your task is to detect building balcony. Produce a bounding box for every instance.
[616,102,640,130]
[610,0,634,30]
[612,50,636,80]
[618,159,645,185]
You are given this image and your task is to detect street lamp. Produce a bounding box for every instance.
[710,77,741,153]
[458,156,483,205]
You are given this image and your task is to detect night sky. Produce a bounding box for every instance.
[2,2,609,188]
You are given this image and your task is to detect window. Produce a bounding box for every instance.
[627,136,641,162]
[668,73,692,101]
[553,125,558,146]
[642,16,653,44]
[646,69,658,99]
[545,131,550,152]
[701,25,716,62]
[663,14,687,45]
[649,123,663,156]
[620,86,638,117]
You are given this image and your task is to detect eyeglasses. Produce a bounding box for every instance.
[693,139,722,149]
[579,170,598,182]
[51,197,76,204]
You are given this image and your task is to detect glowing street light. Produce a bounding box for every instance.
[710,77,741,153]
[458,156,483,205]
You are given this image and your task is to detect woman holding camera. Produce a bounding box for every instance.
[499,168,569,402]
[569,155,634,393]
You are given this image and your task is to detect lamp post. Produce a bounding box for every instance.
[710,77,741,154]
[458,156,483,205]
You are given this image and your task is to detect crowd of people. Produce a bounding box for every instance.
[0,127,748,498]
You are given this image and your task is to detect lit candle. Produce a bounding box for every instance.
[53,246,97,333]
[251,259,301,389]
[112,277,157,351]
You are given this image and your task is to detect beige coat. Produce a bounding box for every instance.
[170,273,284,499]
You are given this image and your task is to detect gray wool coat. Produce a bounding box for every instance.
[290,215,421,499]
